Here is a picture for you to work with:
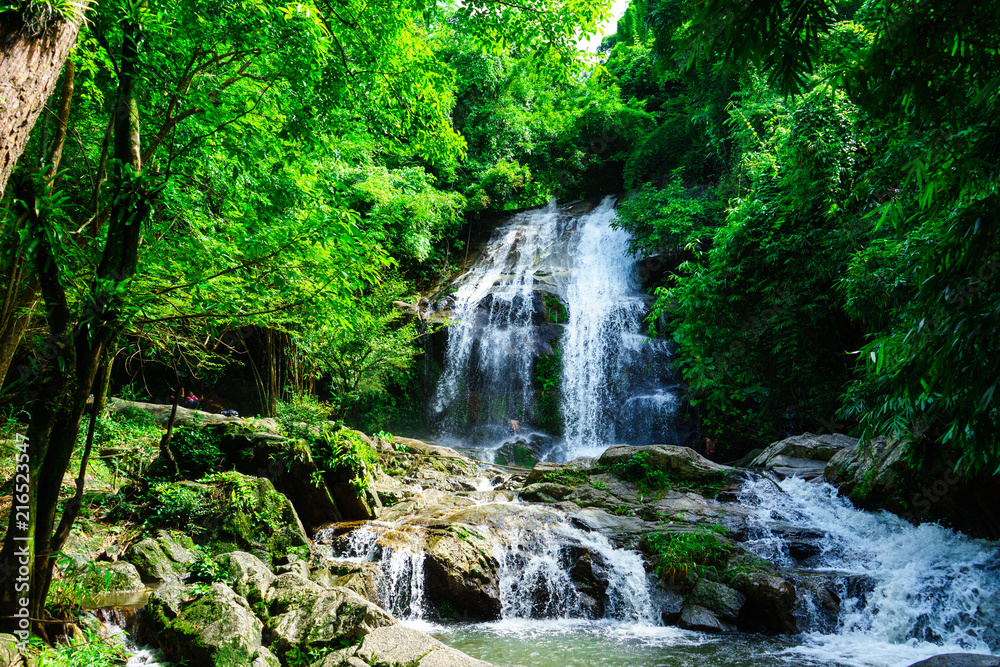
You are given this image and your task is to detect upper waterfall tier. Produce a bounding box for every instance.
[426,197,691,462]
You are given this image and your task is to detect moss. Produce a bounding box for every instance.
[602,452,734,497]
[642,525,734,583]
[540,467,588,487]
[533,345,563,435]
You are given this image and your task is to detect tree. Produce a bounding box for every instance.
[0,0,90,198]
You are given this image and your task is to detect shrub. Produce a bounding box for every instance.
[643,525,733,582]
[168,426,223,478]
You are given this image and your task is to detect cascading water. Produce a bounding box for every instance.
[428,196,686,460]
[496,523,656,623]
[319,510,656,627]
[379,547,428,621]
[430,200,564,447]
[559,198,681,458]
[741,476,1000,665]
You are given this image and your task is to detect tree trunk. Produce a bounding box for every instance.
[0,1,90,199]
[0,15,146,633]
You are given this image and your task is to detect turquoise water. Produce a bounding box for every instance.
[420,619,993,667]
[425,620,830,667]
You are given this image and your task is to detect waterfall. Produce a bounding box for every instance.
[428,197,686,460]
[320,512,656,626]
[497,522,656,624]
[430,200,563,446]
[379,547,428,621]
[560,198,656,457]
[741,476,1000,663]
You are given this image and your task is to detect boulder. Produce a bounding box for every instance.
[227,436,343,529]
[678,604,731,632]
[252,646,281,667]
[739,572,798,633]
[651,587,685,624]
[689,578,745,623]
[422,529,502,620]
[125,530,196,584]
[151,475,310,565]
[751,433,857,480]
[353,624,496,667]
[266,577,396,657]
[906,656,1000,667]
[149,582,263,667]
[216,551,275,609]
[108,398,280,432]
[0,634,25,667]
[73,561,145,594]
[598,445,734,484]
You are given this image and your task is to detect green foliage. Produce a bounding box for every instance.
[613,176,723,258]
[643,525,732,582]
[533,345,563,435]
[603,452,732,496]
[167,427,223,479]
[540,467,589,487]
[312,428,378,492]
[276,392,336,439]
[189,547,225,583]
[297,279,425,420]
[147,482,209,526]
[35,618,130,667]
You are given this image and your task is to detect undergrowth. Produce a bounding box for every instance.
[643,525,734,583]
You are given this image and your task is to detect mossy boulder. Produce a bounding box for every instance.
[215,551,275,611]
[209,476,310,564]
[689,578,746,624]
[148,582,263,667]
[598,445,734,484]
[74,561,145,593]
[224,434,343,530]
[264,574,396,658]
[146,474,310,566]
[125,530,197,584]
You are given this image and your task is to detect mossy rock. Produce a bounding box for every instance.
[126,532,194,584]
[149,582,262,667]
[74,561,145,593]
[146,474,310,566]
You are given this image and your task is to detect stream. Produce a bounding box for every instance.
[397,198,1000,666]
[317,473,999,667]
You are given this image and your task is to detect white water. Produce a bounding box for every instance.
[429,197,685,460]
[321,509,656,628]
[560,198,661,458]
[430,200,563,441]
[496,522,656,623]
[379,547,428,621]
[741,476,1000,666]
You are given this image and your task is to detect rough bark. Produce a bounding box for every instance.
[0,1,90,199]
[0,16,147,631]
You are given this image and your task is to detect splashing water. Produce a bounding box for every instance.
[379,547,428,621]
[497,521,656,624]
[741,476,1000,665]
[430,200,563,444]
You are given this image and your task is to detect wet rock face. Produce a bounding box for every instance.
[739,572,799,633]
[141,550,499,667]
[422,529,502,620]
[906,656,1000,667]
[679,604,732,632]
[752,432,858,481]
